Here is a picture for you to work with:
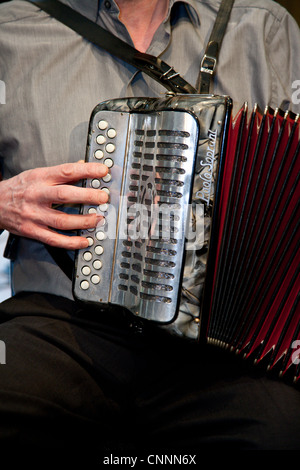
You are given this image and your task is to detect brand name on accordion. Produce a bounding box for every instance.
[195,129,217,205]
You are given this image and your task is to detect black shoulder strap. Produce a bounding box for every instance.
[25,0,234,95]
[24,0,197,95]
[197,0,235,93]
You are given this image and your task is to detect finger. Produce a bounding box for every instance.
[36,208,104,232]
[38,185,109,205]
[40,162,109,184]
[27,225,93,249]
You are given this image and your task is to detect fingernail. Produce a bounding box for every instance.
[95,215,105,227]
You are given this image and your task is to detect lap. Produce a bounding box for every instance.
[0,292,300,456]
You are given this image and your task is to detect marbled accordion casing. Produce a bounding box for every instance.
[73,95,230,339]
[73,94,300,383]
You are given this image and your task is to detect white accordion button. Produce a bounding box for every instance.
[96,135,106,145]
[81,265,91,276]
[83,251,92,262]
[96,231,106,241]
[94,245,104,256]
[104,158,114,168]
[99,203,108,212]
[88,207,97,214]
[94,149,104,160]
[86,237,94,246]
[105,143,115,153]
[93,259,103,270]
[107,128,116,139]
[80,280,90,290]
[98,120,108,130]
[102,173,112,183]
[101,187,110,195]
[91,178,101,189]
[91,274,100,284]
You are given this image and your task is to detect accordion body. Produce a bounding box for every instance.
[73,94,300,384]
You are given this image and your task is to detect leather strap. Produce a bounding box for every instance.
[25,0,197,95]
[197,0,235,94]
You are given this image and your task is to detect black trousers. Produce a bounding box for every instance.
[0,292,300,461]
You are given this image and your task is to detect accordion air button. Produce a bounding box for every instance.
[93,260,103,270]
[102,173,112,183]
[94,245,104,256]
[105,143,115,153]
[107,128,116,139]
[104,158,114,168]
[81,266,91,276]
[98,120,108,130]
[80,280,90,290]
[91,275,100,285]
[94,149,104,160]
[83,251,92,262]
[91,178,101,189]
[96,135,106,145]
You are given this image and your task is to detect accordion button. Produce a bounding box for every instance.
[107,128,116,139]
[81,266,91,276]
[96,135,106,145]
[83,251,92,262]
[91,275,100,285]
[94,149,104,160]
[98,120,108,130]
[88,207,97,214]
[99,203,108,212]
[91,179,101,189]
[101,187,110,195]
[86,237,94,247]
[96,231,106,241]
[105,143,115,154]
[93,259,103,270]
[102,174,112,183]
[94,245,104,256]
[80,280,90,290]
[104,158,114,168]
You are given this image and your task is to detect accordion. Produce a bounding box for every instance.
[73,94,300,384]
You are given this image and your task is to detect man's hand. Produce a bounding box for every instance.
[0,162,109,249]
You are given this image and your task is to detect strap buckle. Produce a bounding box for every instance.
[200,54,217,76]
[160,66,180,81]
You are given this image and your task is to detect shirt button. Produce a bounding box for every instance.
[104,1,111,9]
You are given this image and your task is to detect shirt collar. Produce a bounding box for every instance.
[60,0,200,26]
[168,0,200,27]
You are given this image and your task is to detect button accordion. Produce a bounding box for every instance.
[73,94,300,384]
